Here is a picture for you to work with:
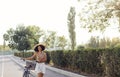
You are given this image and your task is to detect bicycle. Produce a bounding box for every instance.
[22,60,36,77]
[23,65,31,77]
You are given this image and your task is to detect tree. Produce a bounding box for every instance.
[87,36,99,48]
[55,36,67,50]
[41,31,68,50]
[6,24,44,51]
[78,0,111,32]
[111,37,120,47]
[99,37,107,48]
[105,0,120,30]
[3,34,9,50]
[86,36,120,48]
[77,45,85,50]
[42,31,56,49]
[78,0,120,32]
[26,25,44,48]
[99,37,111,48]
[6,28,15,49]
[67,6,76,51]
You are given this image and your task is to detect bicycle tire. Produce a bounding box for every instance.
[23,71,29,77]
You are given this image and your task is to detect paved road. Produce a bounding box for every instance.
[0,55,69,77]
[0,55,27,77]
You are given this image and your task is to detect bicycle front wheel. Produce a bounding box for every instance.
[23,71,30,77]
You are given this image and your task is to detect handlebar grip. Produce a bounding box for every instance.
[20,58,25,61]
[36,61,39,63]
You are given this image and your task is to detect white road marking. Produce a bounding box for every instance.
[1,51,4,77]
[1,56,4,77]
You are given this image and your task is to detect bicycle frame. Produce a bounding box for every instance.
[22,60,36,77]
[23,65,31,77]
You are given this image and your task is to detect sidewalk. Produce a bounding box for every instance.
[11,55,87,77]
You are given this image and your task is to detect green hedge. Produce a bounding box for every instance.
[14,51,51,64]
[50,50,66,67]
[14,48,120,77]
[50,49,103,76]
[50,48,120,77]
[14,51,34,58]
[101,48,120,77]
[45,51,51,64]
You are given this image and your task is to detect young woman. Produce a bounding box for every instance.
[23,44,47,77]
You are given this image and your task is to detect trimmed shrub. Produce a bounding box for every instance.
[51,50,66,67]
[14,47,120,77]
[45,51,51,64]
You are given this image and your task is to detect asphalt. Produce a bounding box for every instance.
[11,55,87,77]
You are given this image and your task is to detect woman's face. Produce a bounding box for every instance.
[38,46,42,51]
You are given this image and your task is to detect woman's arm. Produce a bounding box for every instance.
[24,52,36,60]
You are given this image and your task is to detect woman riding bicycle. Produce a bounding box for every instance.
[23,44,47,77]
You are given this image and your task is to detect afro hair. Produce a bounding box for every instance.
[34,44,45,52]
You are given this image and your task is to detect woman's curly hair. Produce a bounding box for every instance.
[34,44,45,52]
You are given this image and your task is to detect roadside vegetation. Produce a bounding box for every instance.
[1,0,120,77]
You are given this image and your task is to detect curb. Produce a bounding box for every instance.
[45,66,87,77]
[11,55,87,77]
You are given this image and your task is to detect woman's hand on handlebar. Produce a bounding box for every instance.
[20,57,25,61]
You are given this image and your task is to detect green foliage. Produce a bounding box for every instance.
[50,49,103,75]
[14,51,34,58]
[105,0,120,17]
[14,51,51,64]
[3,34,9,50]
[114,43,120,48]
[42,31,56,48]
[15,47,120,77]
[79,1,108,32]
[78,0,119,32]
[45,51,51,64]
[51,50,66,67]
[76,45,85,50]
[6,25,44,51]
[26,25,44,45]
[100,48,120,77]
[55,36,67,49]
[86,36,120,48]
[42,31,68,49]
[3,34,9,41]
[50,48,120,77]
[87,36,99,48]
[67,6,76,50]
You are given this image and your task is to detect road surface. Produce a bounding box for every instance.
[0,55,26,77]
[0,55,69,77]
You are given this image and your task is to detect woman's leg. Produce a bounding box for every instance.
[38,72,44,77]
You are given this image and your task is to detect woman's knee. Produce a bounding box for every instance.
[38,72,43,77]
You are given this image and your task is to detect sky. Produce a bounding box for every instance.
[0,0,120,45]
